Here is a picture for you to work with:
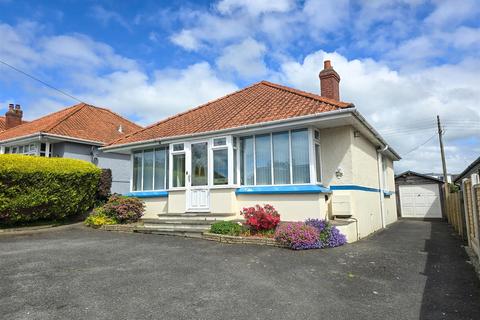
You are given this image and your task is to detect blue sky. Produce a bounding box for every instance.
[0,0,479,173]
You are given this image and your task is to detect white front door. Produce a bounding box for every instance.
[399,184,442,218]
[186,141,210,212]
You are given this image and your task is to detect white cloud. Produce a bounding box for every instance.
[170,30,201,51]
[425,0,480,28]
[89,5,132,32]
[216,38,268,78]
[217,0,294,16]
[80,63,238,124]
[274,50,480,173]
[0,21,237,126]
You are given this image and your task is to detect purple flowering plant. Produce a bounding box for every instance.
[274,222,320,250]
[305,218,347,248]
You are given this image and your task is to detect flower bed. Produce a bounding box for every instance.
[208,205,347,250]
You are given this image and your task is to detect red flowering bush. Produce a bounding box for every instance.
[240,204,280,232]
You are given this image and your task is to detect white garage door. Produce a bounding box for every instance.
[399,184,442,218]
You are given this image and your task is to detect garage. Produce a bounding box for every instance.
[395,171,444,219]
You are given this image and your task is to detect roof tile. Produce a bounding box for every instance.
[108,81,353,146]
[0,103,142,144]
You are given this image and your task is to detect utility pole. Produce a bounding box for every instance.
[437,115,449,219]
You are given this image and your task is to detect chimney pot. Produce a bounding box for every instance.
[319,60,341,101]
[5,103,23,129]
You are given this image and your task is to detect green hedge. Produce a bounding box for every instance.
[0,154,101,225]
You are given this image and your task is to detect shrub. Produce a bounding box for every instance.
[240,204,280,232]
[97,168,112,201]
[0,154,101,225]
[84,207,118,227]
[210,221,243,236]
[102,194,145,223]
[274,222,320,250]
[305,219,347,248]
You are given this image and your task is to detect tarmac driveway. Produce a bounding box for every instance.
[1,220,479,320]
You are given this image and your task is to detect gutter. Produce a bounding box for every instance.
[0,132,105,146]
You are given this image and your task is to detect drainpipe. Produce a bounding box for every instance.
[377,145,388,229]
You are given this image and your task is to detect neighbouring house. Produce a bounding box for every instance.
[0,103,142,194]
[454,157,480,185]
[395,171,445,219]
[102,60,400,241]
[0,104,29,132]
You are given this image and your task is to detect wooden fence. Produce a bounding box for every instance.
[446,176,480,263]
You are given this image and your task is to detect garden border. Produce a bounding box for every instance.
[202,232,288,248]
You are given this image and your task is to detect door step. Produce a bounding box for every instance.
[136,212,236,238]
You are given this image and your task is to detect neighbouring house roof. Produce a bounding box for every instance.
[0,116,29,132]
[106,80,354,147]
[395,170,444,183]
[454,156,480,184]
[0,103,142,145]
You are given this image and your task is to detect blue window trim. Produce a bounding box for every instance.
[330,185,380,192]
[330,185,395,195]
[235,185,331,195]
[124,191,168,198]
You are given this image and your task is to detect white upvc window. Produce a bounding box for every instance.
[131,147,168,191]
[211,136,229,186]
[169,143,186,189]
[238,128,321,186]
[5,142,41,156]
[313,129,322,184]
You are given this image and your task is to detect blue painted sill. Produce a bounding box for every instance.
[235,185,331,195]
[124,191,168,198]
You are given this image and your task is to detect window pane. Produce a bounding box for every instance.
[233,146,238,184]
[173,143,184,151]
[133,151,142,191]
[154,148,166,190]
[213,149,228,185]
[191,142,208,186]
[240,137,254,185]
[273,132,290,184]
[315,144,321,182]
[291,129,310,183]
[172,154,185,187]
[255,134,272,185]
[213,137,226,146]
[143,149,154,190]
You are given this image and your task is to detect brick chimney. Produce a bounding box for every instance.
[319,60,340,101]
[5,104,23,129]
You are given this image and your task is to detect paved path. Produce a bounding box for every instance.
[1,220,479,320]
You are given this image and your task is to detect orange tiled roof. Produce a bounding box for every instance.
[0,116,29,132]
[108,80,353,147]
[0,103,142,144]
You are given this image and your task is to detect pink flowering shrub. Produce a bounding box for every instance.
[240,204,280,231]
[274,222,320,250]
[103,194,145,223]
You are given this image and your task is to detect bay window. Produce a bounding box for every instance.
[132,147,168,191]
[239,128,319,186]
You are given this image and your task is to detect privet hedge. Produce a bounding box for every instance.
[0,154,101,225]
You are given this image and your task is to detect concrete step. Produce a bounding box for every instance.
[135,227,204,238]
[142,218,218,225]
[152,212,235,220]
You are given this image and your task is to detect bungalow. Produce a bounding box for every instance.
[0,103,142,194]
[102,61,400,241]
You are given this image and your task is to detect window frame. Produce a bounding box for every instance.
[131,147,169,192]
[238,128,321,187]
